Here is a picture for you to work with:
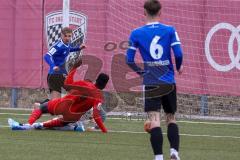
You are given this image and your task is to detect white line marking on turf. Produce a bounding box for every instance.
[109,131,240,139]
[0,113,30,116]
[1,112,240,126]
[1,125,240,139]
[109,117,240,126]
[5,113,238,126]
[180,133,240,139]
[0,113,50,117]
[177,120,240,126]
[0,108,32,111]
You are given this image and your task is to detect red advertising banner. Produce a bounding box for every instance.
[0,0,240,96]
[0,0,43,87]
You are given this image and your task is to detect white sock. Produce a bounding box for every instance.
[170,148,179,156]
[155,154,163,160]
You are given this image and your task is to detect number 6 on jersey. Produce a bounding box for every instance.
[150,36,163,60]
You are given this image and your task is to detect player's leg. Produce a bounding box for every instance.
[162,85,180,160]
[144,85,163,160]
[8,118,34,130]
[28,102,49,125]
[33,117,67,129]
[53,121,85,132]
[43,118,66,128]
[47,74,65,99]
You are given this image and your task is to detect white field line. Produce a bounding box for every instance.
[0,112,240,126]
[109,117,240,126]
[110,130,240,139]
[1,125,240,139]
[0,113,49,117]
[0,108,32,111]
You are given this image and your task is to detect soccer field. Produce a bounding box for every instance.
[0,109,239,160]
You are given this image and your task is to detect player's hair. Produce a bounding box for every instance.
[61,27,72,35]
[144,0,162,16]
[95,73,109,90]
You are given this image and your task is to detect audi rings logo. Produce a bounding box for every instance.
[205,23,240,72]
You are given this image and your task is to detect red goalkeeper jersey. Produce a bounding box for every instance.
[47,68,107,133]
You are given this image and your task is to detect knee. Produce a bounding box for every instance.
[146,112,161,129]
[33,103,40,109]
[144,119,160,131]
[150,120,160,129]
[144,120,160,133]
[165,113,176,125]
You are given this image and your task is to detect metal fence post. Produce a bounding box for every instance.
[200,95,208,116]
[11,88,18,108]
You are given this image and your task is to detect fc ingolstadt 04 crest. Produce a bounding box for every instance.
[45,10,87,72]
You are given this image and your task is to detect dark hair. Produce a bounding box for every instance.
[144,0,162,16]
[61,27,72,35]
[95,73,109,90]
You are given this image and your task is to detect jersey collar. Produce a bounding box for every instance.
[60,39,70,47]
[146,22,160,25]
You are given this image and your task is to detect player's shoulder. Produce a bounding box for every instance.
[131,24,147,33]
[129,25,147,39]
[52,39,66,49]
[157,23,176,32]
[130,26,141,37]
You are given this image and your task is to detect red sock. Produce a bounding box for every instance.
[28,108,42,125]
[43,118,65,128]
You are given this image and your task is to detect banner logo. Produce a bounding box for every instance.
[45,11,87,72]
[45,11,87,48]
[205,23,240,72]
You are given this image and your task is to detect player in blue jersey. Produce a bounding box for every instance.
[126,1,183,160]
[44,27,86,99]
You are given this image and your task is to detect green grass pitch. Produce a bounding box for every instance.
[0,109,239,160]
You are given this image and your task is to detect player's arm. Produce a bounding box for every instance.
[171,28,183,73]
[64,56,83,85]
[126,31,145,76]
[69,44,86,52]
[44,47,57,68]
[64,68,77,85]
[44,46,61,71]
[93,102,107,133]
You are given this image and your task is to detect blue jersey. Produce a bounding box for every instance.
[44,39,81,74]
[126,22,183,85]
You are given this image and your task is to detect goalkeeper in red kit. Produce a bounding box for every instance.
[10,60,109,133]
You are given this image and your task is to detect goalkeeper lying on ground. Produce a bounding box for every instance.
[8,60,109,133]
[8,106,107,132]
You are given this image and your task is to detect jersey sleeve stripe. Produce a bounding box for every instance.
[47,52,53,56]
[128,46,137,50]
[171,42,181,46]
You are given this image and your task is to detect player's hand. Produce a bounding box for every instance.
[53,66,60,71]
[177,66,183,75]
[80,44,86,50]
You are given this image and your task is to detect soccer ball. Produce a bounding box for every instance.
[144,120,151,133]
